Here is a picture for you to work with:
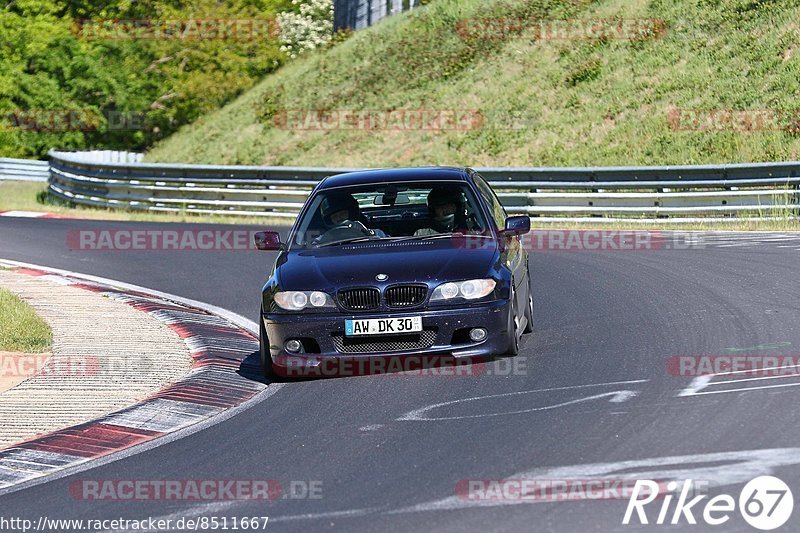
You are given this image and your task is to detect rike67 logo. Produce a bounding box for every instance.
[624,476,793,530]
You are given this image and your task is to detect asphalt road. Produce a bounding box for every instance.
[1,217,800,532]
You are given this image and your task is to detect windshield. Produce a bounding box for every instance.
[291,182,490,248]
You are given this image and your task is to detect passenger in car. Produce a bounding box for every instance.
[413,186,471,236]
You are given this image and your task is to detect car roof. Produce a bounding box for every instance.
[319,167,472,189]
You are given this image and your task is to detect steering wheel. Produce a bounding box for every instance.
[312,220,374,245]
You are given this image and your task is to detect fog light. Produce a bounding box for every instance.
[284,339,302,353]
[469,328,487,342]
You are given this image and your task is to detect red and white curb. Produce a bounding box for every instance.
[0,259,273,492]
[0,211,66,219]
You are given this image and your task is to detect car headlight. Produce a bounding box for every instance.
[431,279,496,301]
[274,291,335,311]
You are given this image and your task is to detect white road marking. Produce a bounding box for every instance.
[608,390,638,403]
[683,381,800,396]
[223,447,800,523]
[679,363,800,397]
[101,501,240,533]
[0,211,48,218]
[678,375,713,396]
[398,448,800,513]
[711,372,800,387]
[269,508,382,522]
[397,380,647,421]
[101,502,383,532]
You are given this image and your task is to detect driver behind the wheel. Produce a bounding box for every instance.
[321,194,360,227]
[314,193,386,243]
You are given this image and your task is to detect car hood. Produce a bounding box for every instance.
[276,239,498,290]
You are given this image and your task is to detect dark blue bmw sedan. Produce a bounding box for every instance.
[255,167,532,377]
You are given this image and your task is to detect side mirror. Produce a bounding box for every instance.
[254,231,283,251]
[502,215,530,237]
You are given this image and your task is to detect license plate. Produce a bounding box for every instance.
[345,317,422,336]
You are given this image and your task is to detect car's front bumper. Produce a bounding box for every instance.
[263,299,511,375]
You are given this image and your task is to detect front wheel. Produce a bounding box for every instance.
[259,309,273,378]
[506,287,520,356]
[523,275,534,334]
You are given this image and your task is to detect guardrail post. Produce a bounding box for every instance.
[528,186,537,218]
[793,178,800,219]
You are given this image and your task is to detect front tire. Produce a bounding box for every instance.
[506,287,520,356]
[259,308,273,378]
[523,275,534,334]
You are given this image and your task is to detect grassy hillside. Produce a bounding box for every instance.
[147,0,800,167]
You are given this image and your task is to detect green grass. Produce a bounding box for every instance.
[23,0,800,229]
[0,288,51,353]
[0,181,292,226]
[146,0,800,168]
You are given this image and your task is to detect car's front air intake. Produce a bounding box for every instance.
[338,288,381,311]
[332,329,437,354]
[385,284,427,308]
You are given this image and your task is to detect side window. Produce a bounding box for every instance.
[474,174,506,230]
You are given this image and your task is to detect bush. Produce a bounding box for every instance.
[0,0,293,158]
[277,0,334,58]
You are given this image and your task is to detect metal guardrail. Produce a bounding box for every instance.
[60,150,144,164]
[47,150,800,221]
[0,158,49,182]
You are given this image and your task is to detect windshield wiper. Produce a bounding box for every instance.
[315,233,491,247]
[389,233,491,243]
[314,236,390,248]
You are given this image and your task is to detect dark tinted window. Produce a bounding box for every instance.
[291,181,490,248]
[473,174,507,229]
